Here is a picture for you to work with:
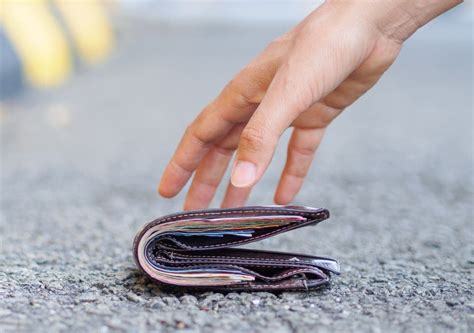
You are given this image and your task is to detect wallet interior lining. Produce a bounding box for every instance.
[154,224,286,250]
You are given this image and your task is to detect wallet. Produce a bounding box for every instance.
[133,205,339,291]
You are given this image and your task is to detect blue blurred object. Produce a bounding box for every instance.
[0,27,24,100]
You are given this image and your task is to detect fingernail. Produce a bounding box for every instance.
[231,161,256,187]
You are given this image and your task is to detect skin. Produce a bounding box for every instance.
[159,0,463,210]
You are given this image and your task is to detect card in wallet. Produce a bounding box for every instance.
[133,205,340,291]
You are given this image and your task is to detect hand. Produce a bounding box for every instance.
[159,0,462,210]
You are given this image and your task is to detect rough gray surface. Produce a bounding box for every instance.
[1,18,473,333]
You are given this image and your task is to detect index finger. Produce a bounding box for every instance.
[158,93,242,198]
[157,76,263,198]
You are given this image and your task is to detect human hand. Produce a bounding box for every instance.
[159,0,462,210]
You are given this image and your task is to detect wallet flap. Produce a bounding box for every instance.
[134,205,329,252]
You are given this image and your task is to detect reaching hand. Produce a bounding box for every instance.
[158,0,462,210]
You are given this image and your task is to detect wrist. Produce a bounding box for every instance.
[389,0,463,41]
[325,0,463,42]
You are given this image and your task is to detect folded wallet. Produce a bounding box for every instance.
[133,205,339,291]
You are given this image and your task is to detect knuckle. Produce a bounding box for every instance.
[320,102,344,125]
[240,127,267,153]
[286,157,311,178]
[170,159,193,174]
[226,68,265,105]
[277,60,316,112]
[214,143,235,156]
[287,169,306,179]
[292,145,316,157]
[193,110,209,128]
[225,78,252,105]
[316,112,333,128]
[186,123,209,147]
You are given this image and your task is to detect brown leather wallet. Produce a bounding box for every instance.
[133,205,339,291]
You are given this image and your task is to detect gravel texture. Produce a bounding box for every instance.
[1,18,473,333]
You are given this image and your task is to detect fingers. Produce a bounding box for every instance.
[158,88,250,198]
[274,127,326,205]
[292,102,343,129]
[229,17,373,190]
[183,125,244,210]
[159,37,288,198]
[182,147,233,210]
[228,63,312,189]
[221,182,252,208]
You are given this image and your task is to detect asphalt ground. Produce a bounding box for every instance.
[0,17,473,332]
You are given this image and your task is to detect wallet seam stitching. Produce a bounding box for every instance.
[160,209,325,222]
[163,252,318,263]
[152,258,316,269]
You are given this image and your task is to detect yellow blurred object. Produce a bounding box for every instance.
[0,0,72,87]
[53,0,113,65]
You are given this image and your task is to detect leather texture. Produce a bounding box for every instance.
[133,205,339,291]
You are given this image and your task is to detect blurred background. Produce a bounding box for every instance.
[1,1,472,100]
[0,0,472,245]
[0,0,472,214]
[0,1,473,331]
